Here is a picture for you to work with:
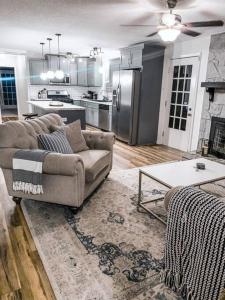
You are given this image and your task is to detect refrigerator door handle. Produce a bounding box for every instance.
[117,84,121,111]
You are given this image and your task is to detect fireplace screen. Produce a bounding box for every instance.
[209,117,225,158]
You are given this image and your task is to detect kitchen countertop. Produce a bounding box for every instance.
[78,99,112,105]
[28,100,85,111]
[30,98,112,106]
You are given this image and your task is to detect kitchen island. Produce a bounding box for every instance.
[28,100,86,129]
[73,99,112,131]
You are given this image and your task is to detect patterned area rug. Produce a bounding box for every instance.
[21,167,180,300]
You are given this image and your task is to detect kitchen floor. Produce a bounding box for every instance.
[0,137,183,300]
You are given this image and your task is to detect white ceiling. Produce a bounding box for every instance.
[0,0,225,58]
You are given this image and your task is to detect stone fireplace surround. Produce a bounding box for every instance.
[199,32,225,150]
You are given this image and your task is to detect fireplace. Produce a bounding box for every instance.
[209,117,225,158]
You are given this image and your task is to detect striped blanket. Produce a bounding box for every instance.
[12,149,49,195]
[163,186,225,300]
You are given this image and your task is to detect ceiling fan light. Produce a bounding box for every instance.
[46,70,55,80]
[162,13,176,26]
[158,28,181,42]
[55,70,64,79]
[40,72,47,80]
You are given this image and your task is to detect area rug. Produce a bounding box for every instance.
[21,167,180,300]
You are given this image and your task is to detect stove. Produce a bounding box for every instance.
[47,90,74,104]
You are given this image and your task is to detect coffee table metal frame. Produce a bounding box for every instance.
[137,167,225,226]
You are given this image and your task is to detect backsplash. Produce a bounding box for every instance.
[198,32,225,148]
[28,85,101,100]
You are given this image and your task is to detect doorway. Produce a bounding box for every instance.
[0,67,18,122]
[163,57,200,152]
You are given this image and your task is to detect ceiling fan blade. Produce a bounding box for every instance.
[183,20,224,27]
[146,32,158,37]
[181,28,201,37]
[120,24,156,27]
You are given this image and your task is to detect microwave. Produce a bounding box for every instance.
[49,75,70,85]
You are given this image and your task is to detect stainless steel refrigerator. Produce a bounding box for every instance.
[112,70,141,145]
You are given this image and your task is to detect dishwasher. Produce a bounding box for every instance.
[98,104,111,131]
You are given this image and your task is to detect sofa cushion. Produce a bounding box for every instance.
[78,150,111,183]
[0,113,63,149]
[38,129,73,154]
[51,120,89,153]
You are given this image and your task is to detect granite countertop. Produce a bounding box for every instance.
[28,100,85,111]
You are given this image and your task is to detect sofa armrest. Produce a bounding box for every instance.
[164,186,183,211]
[82,130,115,151]
[0,148,84,176]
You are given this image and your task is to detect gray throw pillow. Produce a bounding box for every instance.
[50,120,89,153]
[38,129,73,154]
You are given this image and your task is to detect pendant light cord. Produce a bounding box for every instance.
[47,38,52,70]
[40,42,45,72]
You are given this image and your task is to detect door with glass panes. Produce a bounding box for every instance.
[0,68,17,109]
[166,57,200,152]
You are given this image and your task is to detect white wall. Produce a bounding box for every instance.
[0,54,29,117]
[157,36,211,151]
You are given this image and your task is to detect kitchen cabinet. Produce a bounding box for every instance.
[29,59,49,85]
[119,44,144,69]
[109,58,120,86]
[86,102,99,127]
[69,61,78,85]
[46,55,69,74]
[87,58,103,87]
[77,58,88,86]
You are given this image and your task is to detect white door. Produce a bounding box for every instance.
[165,57,200,152]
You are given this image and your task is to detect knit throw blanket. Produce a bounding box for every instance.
[163,186,225,300]
[13,149,49,195]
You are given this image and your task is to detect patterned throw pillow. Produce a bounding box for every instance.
[50,120,89,153]
[38,129,73,154]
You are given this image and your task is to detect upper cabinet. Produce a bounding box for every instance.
[29,59,48,85]
[29,55,103,87]
[120,44,144,69]
[87,58,103,87]
[69,61,78,85]
[77,58,88,86]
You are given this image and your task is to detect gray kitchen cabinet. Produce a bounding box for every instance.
[119,44,144,69]
[120,49,131,69]
[47,55,69,74]
[109,58,120,86]
[130,46,143,68]
[84,101,99,127]
[29,59,49,85]
[69,61,78,85]
[87,58,103,87]
[77,58,88,86]
[73,100,81,106]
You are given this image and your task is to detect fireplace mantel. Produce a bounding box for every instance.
[201,81,225,102]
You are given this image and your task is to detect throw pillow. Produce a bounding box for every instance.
[50,120,89,153]
[38,129,73,154]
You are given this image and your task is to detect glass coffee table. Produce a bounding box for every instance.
[138,158,225,225]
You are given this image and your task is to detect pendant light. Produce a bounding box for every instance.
[55,33,64,80]
[46,38,55,80]
[40,42,47,80]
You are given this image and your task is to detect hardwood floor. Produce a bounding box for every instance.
[0,139,183,300]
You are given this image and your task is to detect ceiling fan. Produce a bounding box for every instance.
[121,0,224,42]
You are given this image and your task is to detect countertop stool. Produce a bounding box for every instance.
[22,113,38,120]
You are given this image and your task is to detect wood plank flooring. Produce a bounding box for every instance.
[0,138,183,300]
